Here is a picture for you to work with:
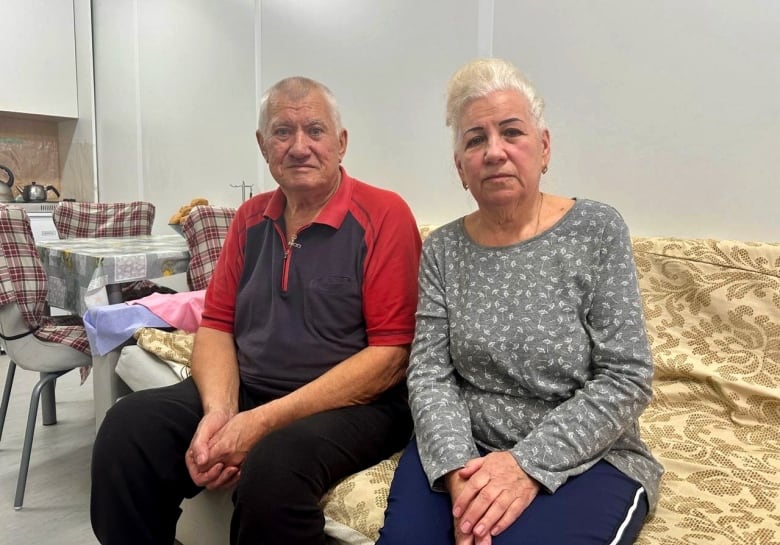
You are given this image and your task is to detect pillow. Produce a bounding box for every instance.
[116,345,183,392]
[320,451,402,542]
[133,327,195,365]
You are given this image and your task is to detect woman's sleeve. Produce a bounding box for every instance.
[510,212,654,493]
[408,235,480,490]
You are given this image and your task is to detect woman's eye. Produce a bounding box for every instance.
[504,128,524,138]
[465,135,485,148]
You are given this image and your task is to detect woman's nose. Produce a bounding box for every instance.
[483,137,506,163]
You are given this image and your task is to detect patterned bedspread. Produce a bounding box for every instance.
[632,237,780,544]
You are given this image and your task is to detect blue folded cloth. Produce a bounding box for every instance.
[83,303,171,356]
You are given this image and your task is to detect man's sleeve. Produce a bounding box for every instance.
[199,209,246,334]
[362,194,422,346]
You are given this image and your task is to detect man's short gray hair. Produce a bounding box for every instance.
[257,77,343,137]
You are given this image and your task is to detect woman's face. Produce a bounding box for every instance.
[454,90,550,209]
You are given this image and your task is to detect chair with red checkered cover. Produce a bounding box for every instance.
[52,200,156,238]
[52,200,170,299]
[0,205,92,509]
[181,205,236,291]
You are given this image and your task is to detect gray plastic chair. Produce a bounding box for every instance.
[0,205,92,509]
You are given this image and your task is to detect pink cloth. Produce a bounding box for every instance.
[127,290,206,332]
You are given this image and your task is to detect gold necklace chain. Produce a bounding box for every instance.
[534,192,545,236]
[469,192,546,245]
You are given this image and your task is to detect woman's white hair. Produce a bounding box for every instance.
[257,76,343,137]
[445,58,547,148]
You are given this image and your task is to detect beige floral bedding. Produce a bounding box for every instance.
[632,237,780,544]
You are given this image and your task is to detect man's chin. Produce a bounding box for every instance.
[278,174,330,189]
[285,163,320,173]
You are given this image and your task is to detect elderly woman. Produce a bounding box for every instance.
[377,58,663,545]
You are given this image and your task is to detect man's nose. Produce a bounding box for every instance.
[289,130,310,156]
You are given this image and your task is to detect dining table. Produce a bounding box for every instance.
[36,234,190,316]
[36,234,190,431]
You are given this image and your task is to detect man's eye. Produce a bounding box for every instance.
[273,127,291,137]
[309,127,324,137]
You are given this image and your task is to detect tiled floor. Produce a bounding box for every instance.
[0,354,100,544]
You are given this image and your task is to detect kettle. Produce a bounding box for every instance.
[0,165,14,203]
[15,181,61,203]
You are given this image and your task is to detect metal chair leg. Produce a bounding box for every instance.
[40,373,58,426]
[0,360,17,442]
[14,369,69,510]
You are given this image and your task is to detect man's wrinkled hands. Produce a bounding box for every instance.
[448,452,540,543]
[185,410,241,490]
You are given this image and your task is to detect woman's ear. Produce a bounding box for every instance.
[541,128,551,163]
[454,152,464,180]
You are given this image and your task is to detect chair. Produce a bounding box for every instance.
[52,201,172,300]
[181,205,236,291]
[52,201,156,238]
[0,205,92,509]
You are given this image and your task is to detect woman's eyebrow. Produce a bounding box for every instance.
[465,117,525,134]
[498,117,524,126]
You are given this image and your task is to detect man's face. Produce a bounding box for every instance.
[257,90,347,195]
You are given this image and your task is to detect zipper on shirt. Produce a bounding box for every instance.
[278,227,302,293]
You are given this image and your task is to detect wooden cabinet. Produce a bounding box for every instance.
[0,0,78,119]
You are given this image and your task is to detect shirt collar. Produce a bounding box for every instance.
[262,167,352,229]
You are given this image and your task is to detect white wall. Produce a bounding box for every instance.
[58,0,98,202]
[259,0,479,225]
[92,0,780,241]
[492,0,780,240]
[93,0,259,229]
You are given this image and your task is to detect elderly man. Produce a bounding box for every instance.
[91,77,421,544]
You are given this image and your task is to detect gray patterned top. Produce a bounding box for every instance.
[408,199,663,511]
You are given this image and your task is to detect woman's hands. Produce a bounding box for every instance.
[446,451,540,544]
